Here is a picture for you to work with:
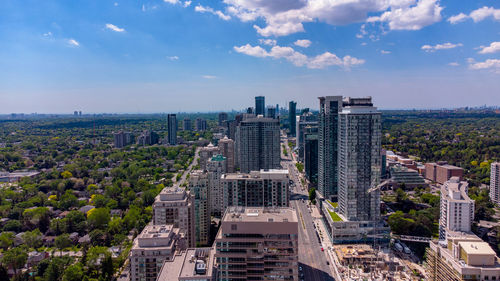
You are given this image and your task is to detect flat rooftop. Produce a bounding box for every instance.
[223,207,297,223]
[157,248,214,280]
[459,241,496,256]
[222,169,288,180]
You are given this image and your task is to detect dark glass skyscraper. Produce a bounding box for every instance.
[317,96,342,201]
[289,101,297,136]
[255,96,265,116]
[167,114,177,145]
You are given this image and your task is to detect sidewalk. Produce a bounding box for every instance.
[314,216,342,281]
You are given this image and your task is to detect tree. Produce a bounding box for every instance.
[55,234,73,255]
[62,263,84,281]
[61,171,73,179]
[22,229,43,249]
[101,254,114,280]
[1,247,28,276]
[87,208,111,230]
[0,264,8,281]
[60,190,79,210]
[0,232,14,250]
[308,188,316,202]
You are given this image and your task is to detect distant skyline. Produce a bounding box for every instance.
[1,0,499,113]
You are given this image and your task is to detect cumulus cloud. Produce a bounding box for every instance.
[202,75,217,79]
[478,42,500,54]
[68,39,80,47]
[421,42,462,52]
[468,58,500,74]
[294,39,312,48]
[164,0,179,4]
[367,0,442,30]
[195,5,231,20]
[448,62,459,66]
[258,39,277,46]
[221,0,443,37]
[167,56,179,60]
[448,6,500,24]
[233,43,364,69]
[380,50,391,54]
[447,13,467,24]
[183,1,191,7]
[105,23,125,32]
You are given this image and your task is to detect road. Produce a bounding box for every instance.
[282,135,335,281]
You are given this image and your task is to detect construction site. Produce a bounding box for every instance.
[333,244,424,281]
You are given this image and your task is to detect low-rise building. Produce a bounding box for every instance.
[425,162,464,184]
[157,247,216,281]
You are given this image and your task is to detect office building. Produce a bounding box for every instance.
[490,162,500,205]
[295,112,318,162]
[236,115,280,173]
[425,162,464,184]
[215,207,298,281]
[218,112,228,126]
[338,97,381,222]
[196,118,207,131]
[168,114,177,145]
[246,107,254,114]
[113,131,134,148]
[255,96,265,116]
[317,96,342,201]
[157,247,216,281]
[439,177,474,239]
[206,155,226,216]
[221,169,289,209]
[199,143,220,170]
[218,136,235,173]
[183,118,192,131]
[304,126,319,186]
[188,171,211,246]
[426,230,500,281]
[267,106,276,119]
[129,225,185,281]
[387,165,427,189]
[289,101,297,136]
[276,104,279,116]
[153,187,195,247]
[225,120,237,140]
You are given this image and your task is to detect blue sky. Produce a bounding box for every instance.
[0,0,499,113]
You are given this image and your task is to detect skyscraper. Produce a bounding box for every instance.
[338,97,381,222]
[491,162,500,205]
[295,111,318,162]
[195,118,207,131]
[255,96,265,116]
[206,154,226,216]
[236,115,280,173]
[182,118,192,131]
[218,136,235,173]
[188,171,211,246]
[167,114,177,145]
[317,96,342,201]
[266,106,276,119]
[304,126,319,186]
[289,101,297,136]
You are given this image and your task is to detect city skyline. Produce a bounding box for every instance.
[1,0,500,113]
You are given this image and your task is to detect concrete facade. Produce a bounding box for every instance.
[490,162,500,205]
[439,177,474,239]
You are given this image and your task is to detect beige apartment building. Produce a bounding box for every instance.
[129,225,186,281]
[157,247,216,281]
[426,231,500,281]
[153,186,195,247]
[215,207,299,281]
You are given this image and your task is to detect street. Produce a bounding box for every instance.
[282,137,336,281]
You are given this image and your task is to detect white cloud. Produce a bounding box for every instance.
[294,39,312,48]
[221,0,443,37]
[421,42,462,52]
[361,42,368,46]
[114,2,118,7]
[447,13,467,24]
[164,0,179,4]
[43,31,52,37]
[167,56,179,61]
[448,62,459,66]
[68,39,80,47]
[106,23,125,32]
[233,43,364,69]
[380,50,391,54]
[183,1,192,7]
[468,58,500,74]
[195,5,231,21]
[142,4,146,12]
[202,75,217,79]
[367,0,442,30]
[470,6,500,22]
[258,39,277,46]
[448,7,500,24]
[478,42,500,54]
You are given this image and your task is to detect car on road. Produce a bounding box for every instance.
[321,248,324,252]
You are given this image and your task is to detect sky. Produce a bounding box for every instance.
[0,0,499,113]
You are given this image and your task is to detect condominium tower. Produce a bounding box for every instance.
[490,162,500,205]
[317,96,343,201]
[439,177,474,239]
[188,171,211,246]
[338,97,381,222]
[289,101,297,137]
[167,114,177,145]
[236,116,280,173]
[255,96,265,116]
